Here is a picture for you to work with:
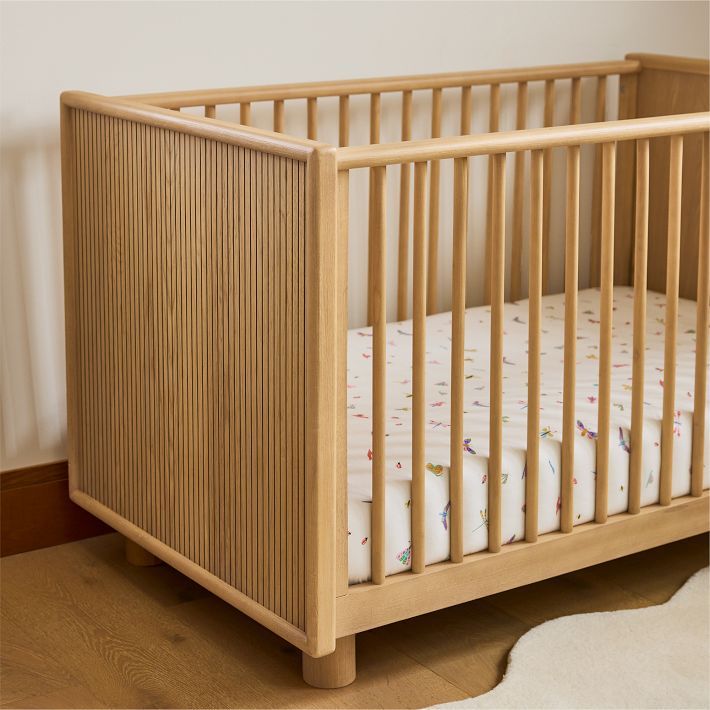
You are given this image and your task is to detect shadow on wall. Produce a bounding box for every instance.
[1,129,67,470]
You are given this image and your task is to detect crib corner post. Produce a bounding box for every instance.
[302,635,356,689]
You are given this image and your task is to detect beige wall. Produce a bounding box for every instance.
[1,0,708,470]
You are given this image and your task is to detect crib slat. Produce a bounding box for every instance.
[596,141,617,523]
[412,161,428,574]
[307,98,317,140]
[526,149,544,543]
[240,102,251,126]
[371,165,387,585]
[450,157,469,563]
[629,139,650,514]
[511,82,528,302]
[339,96,350,147]
[204,105,216,119]
[489,151,506,553]
[692,133,709,497]
[460,85,472,135]
[484,84,501,306]
[590,76,607,286]
[367,94,382,326]
[661,135,684,506]
[561,145,580,534]
[542,80,555,295]
[397,91,413,321]
[273,100,285,133]
[570,78,582,124]
[427,88,442,315]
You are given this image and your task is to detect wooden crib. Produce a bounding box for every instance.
[60,53,710,688]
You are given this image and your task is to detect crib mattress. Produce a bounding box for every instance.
[346,287,709,584]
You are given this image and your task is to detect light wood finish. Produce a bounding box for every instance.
[4,533,706,709]
[125,537,160,567]
[411,162,428,574]
[273,100,285,133]
[338,96,349,147]
[336,169,350,596]
[626,54,709,299]
[335,113,710,169]
[366,94,382,326]
[204,105,216,119]
[307,97,317,140]
[460,85,472,135]
[561,145,580,534]
[427,88,442,315]
[660,135,684,506]
[397,91,413,321]
[692,133,709,497]
[449,158,469,563]
[488,152,506,554]
[239,102,251,126]
[569,78,582,124]
[484,84,501,305]
[541,79,555,295]
[510,82,528,302]
[126,60,640,108]
[337,493,709,636]
[302,635,356,688]
[629,139,650,514]
[589,76,607,285]
[596,142,617,524]
[525,150,544,543]
[371,165,387,585]
[61,94,337,657]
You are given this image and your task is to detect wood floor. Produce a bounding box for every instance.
[1,533,707,709]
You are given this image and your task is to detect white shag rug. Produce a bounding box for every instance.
[434,567,710,710]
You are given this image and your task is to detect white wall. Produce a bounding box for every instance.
[1,0,708,470]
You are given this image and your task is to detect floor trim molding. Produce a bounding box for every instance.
[1,460,110,557]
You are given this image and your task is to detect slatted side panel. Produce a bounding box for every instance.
[69,109,307,630]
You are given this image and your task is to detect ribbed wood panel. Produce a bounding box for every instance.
[68,109,307,629]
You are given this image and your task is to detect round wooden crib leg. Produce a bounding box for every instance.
[302,635,356,688]
[124,537,161,567]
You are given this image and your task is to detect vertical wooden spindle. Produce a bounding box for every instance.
[367,93,382,326]
[526,149,543,543]
[371,165,387,584]
[511,82,528,302]
[542,79,555,295]
[489,151,506,553]
[596,141,617,523]
[450,157,469,563]
[484,84,501,305]
[427,88,442,315]
[570,78,582,124]
[661,135,684,505]
[629,139,649,514]
[412,161,428,573]
[204,105,216,119]
[692,133,709,496]
[307,98,317,140]
[590,76,607,286]
[240,102,251,126]
[273,100,285,133]
[397,91,413,321]
[460,85,472,135]
[339,96,350,148]
[561,144,581,533]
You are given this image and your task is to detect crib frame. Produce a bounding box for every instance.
[61,53,710,687]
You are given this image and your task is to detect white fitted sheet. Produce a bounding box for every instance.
[346,287,709,584]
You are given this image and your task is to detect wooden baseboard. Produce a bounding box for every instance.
[1,461,110,557]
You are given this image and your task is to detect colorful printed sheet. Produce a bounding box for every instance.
[346,287,709,584]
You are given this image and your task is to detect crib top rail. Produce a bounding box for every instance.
[119,59,640,110]
[335,111,710,168]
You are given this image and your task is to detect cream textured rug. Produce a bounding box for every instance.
[434,567,710,709]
